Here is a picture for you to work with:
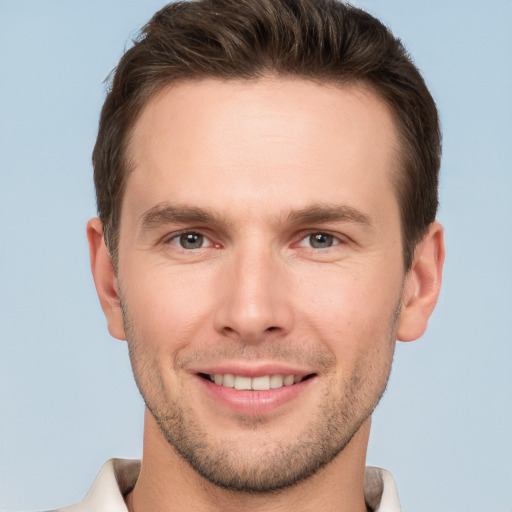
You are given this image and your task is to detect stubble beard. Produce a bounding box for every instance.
[122,301,398,494]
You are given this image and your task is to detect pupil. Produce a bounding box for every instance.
[310,233,333,248]
[180,233,203,249]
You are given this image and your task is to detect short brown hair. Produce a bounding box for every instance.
[93,0,440,269]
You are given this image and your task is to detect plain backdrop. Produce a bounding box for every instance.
[1,1,511,511]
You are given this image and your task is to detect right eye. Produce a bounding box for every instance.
[168,232,210,250]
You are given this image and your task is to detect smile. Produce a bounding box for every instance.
[202,373,312,390]
[196,370,317,414]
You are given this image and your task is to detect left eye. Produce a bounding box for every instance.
[299,232,338,249]
[169,232,209,250]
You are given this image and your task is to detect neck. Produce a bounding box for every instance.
[125,411,371,512]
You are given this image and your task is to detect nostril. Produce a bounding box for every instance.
[266,326,278,332]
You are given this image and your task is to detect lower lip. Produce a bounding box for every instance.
[197,376,314,415]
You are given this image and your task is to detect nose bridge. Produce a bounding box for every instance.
[213,237,291,341]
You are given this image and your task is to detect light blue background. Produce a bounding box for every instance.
[1,1,511,511]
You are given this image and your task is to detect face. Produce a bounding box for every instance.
[111,78,408,491]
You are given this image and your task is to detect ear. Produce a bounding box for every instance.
[397,221,445,342]
[87,217,126,341]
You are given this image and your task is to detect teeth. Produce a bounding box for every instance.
[270,375,284,389]
[210,373,304,390]
[223,374,235,388]
[283,375,294,386]
[234,376,252,390]
[252,375,270,390]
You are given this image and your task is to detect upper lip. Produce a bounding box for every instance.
[188,362,316,378]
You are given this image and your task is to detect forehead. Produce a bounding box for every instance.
[124,78,401,225]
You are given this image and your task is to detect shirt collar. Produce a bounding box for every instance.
[64,459,401,512]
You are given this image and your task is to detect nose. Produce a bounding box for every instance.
[213,246,293,343]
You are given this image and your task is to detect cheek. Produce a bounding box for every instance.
[120,262,217,349]
[295,264,400,353]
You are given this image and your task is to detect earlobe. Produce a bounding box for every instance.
[397,221,445,342]
[87,218,126,341]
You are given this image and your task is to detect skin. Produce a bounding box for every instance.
[88,78,444,512]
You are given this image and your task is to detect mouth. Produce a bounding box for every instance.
[198,372,316,391]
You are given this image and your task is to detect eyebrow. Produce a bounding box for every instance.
[287,204,372,226]
[139,202,372,231]
[140,204,217,229]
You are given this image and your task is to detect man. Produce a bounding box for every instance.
[61,0,444,510]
